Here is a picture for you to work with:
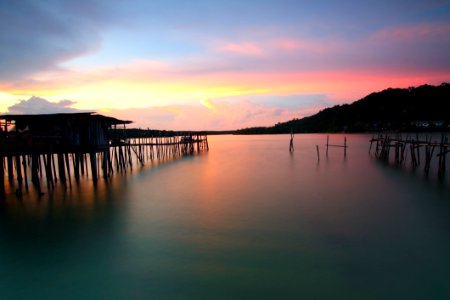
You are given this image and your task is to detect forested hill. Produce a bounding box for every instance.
[236,83,450,134]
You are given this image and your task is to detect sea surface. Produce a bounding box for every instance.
[1,134,450,299]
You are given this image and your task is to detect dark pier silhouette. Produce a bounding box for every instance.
[289,134,348,161]
[369,133,449,177]
[325,135,348,157]
[0,113,208,194]
[289,129,294,153]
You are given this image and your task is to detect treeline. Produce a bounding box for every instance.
[236,83,450,134]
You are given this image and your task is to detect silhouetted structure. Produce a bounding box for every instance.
[0,112,130,153]
[289,129,294,153]
[326,135,347,157]
[370,133,449,177]
[0,113,208,193]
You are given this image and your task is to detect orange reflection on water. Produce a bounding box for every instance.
[0,171,130,229]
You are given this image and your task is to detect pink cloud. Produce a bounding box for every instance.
[217,42,265,56]
[271,38,302,50]
[370,22,450,42]
[216,36,344,57]
[106,99,313,131]
[270,37,341,54]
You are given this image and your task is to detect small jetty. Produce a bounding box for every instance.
[369,133,449,177]
[325,135,348,157]
[316,135,348,161]
[289,134,348,161]
[0,113,208,193]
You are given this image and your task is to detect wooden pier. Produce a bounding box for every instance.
[0,113,208,194]
[369,133,449,177]
[325,135,348,157]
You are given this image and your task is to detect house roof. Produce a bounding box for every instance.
[0,112,132,125]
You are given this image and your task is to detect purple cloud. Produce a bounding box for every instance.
[7,96,83,114]
[0,0,114,80]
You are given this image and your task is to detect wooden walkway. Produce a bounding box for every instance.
[1,134,208,193]
[369,133,449,177]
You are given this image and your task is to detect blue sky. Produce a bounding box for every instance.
[1,0,449,130]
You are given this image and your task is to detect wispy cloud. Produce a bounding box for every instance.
[270,37,344,54]
[1,1,449,130]
[108,99,311,131]
[2,95,322,130]
[364,21,450,71]
[217,42,265,56]
[370,22,450,42]
[0,0,114,81]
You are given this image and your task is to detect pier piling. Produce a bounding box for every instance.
[370,133,449,178]
[0,113,209,194]
[325,135,348,158]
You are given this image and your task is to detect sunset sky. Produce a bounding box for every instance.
[1,0,449,130]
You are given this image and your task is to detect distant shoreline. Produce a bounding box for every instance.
[123,83,450,136]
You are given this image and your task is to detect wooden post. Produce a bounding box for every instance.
[316,145,320,161]
[344,137,347,157]
[441,148,447,177]
[113,147,119,171]
[102,149,109,179]
[289,130,294,153]
[44,153,54,188]
[74,153,81,181]
[119,146,125,171]
[438,135,447,178]
[424,145,435,175]
[57,153,66,184]
[65,153,72,188]
[38,154,43,178]
[400,142,407,165]
[90,152,98,181]
[51,154,57,182]
[7,156,13,182]
[416,144,421,166]
[410,144,417,167]
[196,134,200,153]
[381,136,389,161]
[31,154,42,194]
[375,135,380,156]
[15,155,23,184]
[31,154,39,183]
[0,155,4,194]
[22,155,28,189]
[128,144,133,169]
[394,141,400,164]
[107,148,114,176]
[80,154,86,176]
[326,136,329,156]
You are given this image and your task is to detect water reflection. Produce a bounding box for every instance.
[1,134,450,299]
[0,175,126,236]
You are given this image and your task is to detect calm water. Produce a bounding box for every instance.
[1,134,450,299]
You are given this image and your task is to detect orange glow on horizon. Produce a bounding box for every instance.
[2,63,449,116]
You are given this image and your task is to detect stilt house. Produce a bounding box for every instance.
[0,112,131,155]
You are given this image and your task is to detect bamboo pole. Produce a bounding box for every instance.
[316,145,320,161]
[65,153,72,188]
[90,152,98,181]
[0,155,4,194]
[344,137,347,157]
[30,153,42,194]
[15,155,23,184]
[57,153,66,184]
[7,156,13,182]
